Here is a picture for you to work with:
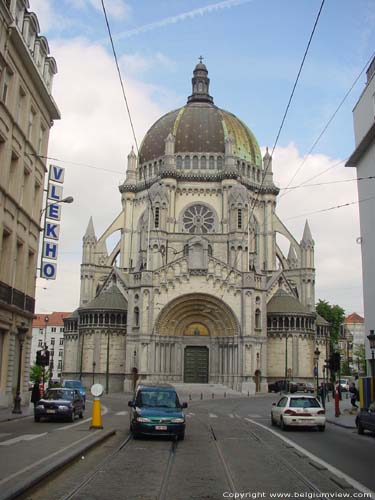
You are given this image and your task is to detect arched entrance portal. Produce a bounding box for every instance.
[184,346,209,383]
[154,293,240,385]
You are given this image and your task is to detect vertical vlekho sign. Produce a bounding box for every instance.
[40,165,65,279]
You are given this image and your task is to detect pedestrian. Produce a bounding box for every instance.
[349,382,359,409]
[31,380,40,408]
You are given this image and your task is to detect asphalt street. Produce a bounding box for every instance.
[0,394,374,500]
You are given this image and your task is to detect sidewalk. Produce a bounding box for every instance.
[323,392,358,429]
[0,403,33,423]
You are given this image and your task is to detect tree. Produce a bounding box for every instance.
[316,299,345,346]
[353,345,366,375]
[29,364,50,383]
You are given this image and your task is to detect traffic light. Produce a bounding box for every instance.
[325,357,332,371]
[36,350,42,366]
[331,352,341,372]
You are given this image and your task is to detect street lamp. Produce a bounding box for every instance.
[39,196,74,220]
[314,347,321,398]
[367,330,375,402]
[12,323,29,414]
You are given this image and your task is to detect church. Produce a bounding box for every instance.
[63,61,330,393]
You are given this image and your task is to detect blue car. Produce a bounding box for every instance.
[128,384,187,440]
[62,380,86,407]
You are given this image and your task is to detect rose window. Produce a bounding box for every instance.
[182,205,215,233]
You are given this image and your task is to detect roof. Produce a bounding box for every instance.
[65,309,79,320]
[139,63,261,166]
[33,312,71,327]
[316,313,330,326]
[267,289,313,315]
[345,312,364,324]
[79,285,128,311]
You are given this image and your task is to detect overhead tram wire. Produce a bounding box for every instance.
[100,0,168,272]
[218,0,326,297]
[280,49,375,198]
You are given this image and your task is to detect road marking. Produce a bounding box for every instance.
[209,413,218,418]
[244,418,375,498]
[0,431,102,487]
[115,411,128,416]
[56,404,108,431]
[248,414,262,418]
[0,433,47,446]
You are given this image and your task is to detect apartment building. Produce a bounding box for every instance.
[0,0,60,408]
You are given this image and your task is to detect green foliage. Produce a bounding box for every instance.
[316,299,345,346]
[353,344,366,374]
[29,364,50,383]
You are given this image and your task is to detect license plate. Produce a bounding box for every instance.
[155,425,167,431]
[46,409,55,414]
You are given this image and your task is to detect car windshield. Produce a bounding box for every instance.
[136,390,179,408]
[63,381,81,388]
[289,397,320,408]
[44,389,74,400]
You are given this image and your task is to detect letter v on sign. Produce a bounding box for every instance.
[50,165,65,184]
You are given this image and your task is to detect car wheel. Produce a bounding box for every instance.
[271,414,276,426]
[318,425,325,432]
[34,416,40,422]
[357,422,364,435]
[280,418,288,431]
[69,411,75,422]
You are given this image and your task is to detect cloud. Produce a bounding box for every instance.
[35,38,172,312]
[120,52,176,75]
[271,143,363,314]
[110,0,253,41]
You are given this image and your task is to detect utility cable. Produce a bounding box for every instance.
[280,50,375,197]
[219,0,326,295]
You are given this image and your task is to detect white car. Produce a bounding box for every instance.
[271,394,326,432]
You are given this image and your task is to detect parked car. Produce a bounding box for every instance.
[271,394,326,431]
[128,384,187,440]
[356,402,375,435]
[339,379,350,392]
[268,380,298,393]
[304,382,315,393]
[62,380,86,406]
[34,388,84,422]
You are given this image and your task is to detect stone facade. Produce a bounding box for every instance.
[64,62,328,393]
[0,0,59,408]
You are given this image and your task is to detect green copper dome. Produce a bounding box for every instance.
[139,62,262,167]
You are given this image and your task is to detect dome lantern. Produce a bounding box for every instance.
[187,56,214,105]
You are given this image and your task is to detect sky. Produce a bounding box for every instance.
[31,0,375,317]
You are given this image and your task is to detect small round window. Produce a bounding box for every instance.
[182,205,215,234]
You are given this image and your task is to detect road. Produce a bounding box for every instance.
[0,394,374,500]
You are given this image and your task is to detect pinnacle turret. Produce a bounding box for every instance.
[301,219,313,245]
[84,216,96,239]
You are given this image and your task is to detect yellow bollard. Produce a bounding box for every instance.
[90,383,104,430]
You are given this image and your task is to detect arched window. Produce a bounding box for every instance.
[209,156,215,169]
[217,156,223,170]
[134,307,139,327]
[182,204,216,234]
[148,164,152,177]
[247,165,251,177]
[255,309,261,329]
[242,163,246,176]
[184,156,190,169]
[154,162,158,175]
[176,156,183,169]
[201,156,206,169]
[252,167,256,180]
[193,155,199,169]
[154,207,160,229]
[237,209,243,229]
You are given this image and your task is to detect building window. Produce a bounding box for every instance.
[60,327,64,332]
[58,360,62,369]
[182,204,215,234]
[134,307,140,327]
[201,156,206,169]
[38,339,43,347]
[176,156,182,169]
[184,156,190,169]
[255,309,261,329]
[51,337,55,345]
[209,156,215,169]
[154,207,160,229]
[27,109,36,141]
[59,338,64,345]
[59,350,63,357]
[1,70,11,103]
[51,327,56,333]
[50,349,54,357]
[217,156,223,170]
[193,156,198,169]
[39,329,43,334]
[237,209,243,229]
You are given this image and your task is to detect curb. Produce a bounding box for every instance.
[0,413,32,423]
[0,429,116,500]
[327,418,356,430]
